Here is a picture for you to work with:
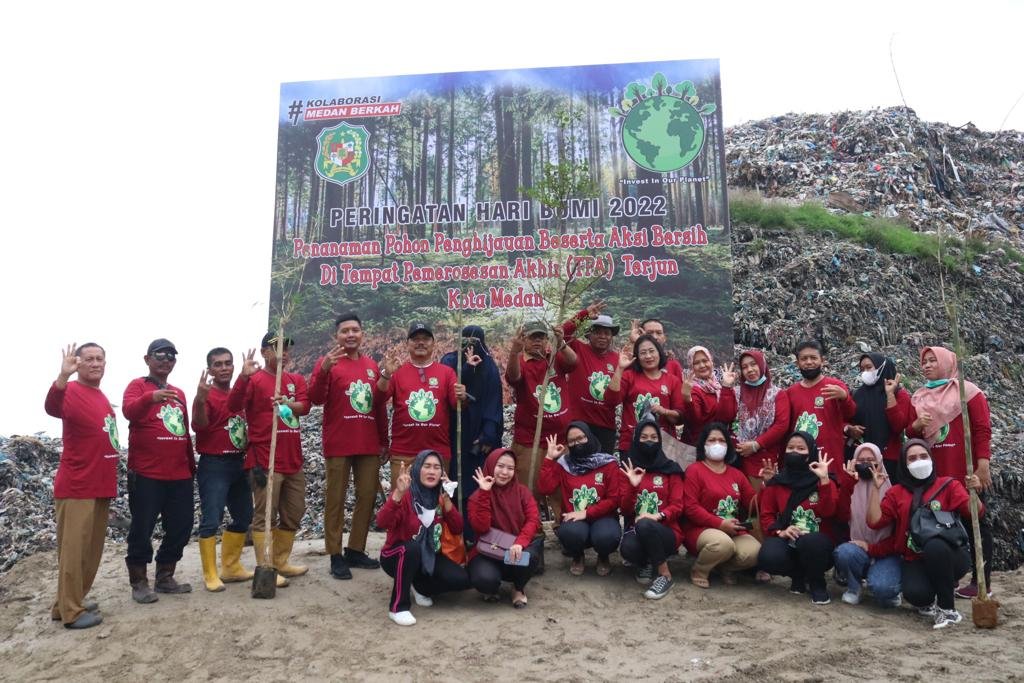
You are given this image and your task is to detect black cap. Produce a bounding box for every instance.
[147,338,178,355]
[261,332,294,349]
[407,321,434,339]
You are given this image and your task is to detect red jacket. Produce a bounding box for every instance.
[886,392,991,479]
[122,377,194,480]
[466,486,540,560]
[622,470,685,546]
[538,458,622,520]
[759,478,840,542]
[45,381,120,499]
[869,477,982,561]
[682,461,756,554]
[376,492,464,550]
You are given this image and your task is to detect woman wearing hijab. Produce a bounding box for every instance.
[538,422,623,577]
[682,422,761,588]
[844,353,909,480]
[716,350,791,488]
[467,448,542,608]
[888,345,994,599]
[679,345,735,446]
[441,325,503,515]
[867,439,983,629]
[757,431,839,605]
[619,414,685,599]
[832,443,901,607]
[604,335,683,454]
[375,450,470,626]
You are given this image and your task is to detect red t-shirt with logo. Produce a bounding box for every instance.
[538,458,622,520]
[561,313,619,429]
[888,392,991,479]
[870,477,981,561]
[193,386,248,455]
[759,478,840,542]
[605,369,683,452]
[45,381,120,499]
[785,378,856,476]
[122,377,194,480]
[228,369,308,474]
[309,354,388,457]
[622,470,686,546]
[681,461,756,554]
[506,355,573,446]
[384,362,457,460]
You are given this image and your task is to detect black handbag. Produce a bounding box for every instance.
[909,478,970,550]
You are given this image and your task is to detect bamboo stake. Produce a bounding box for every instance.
[261,328,286,568]
[454,312,464,512]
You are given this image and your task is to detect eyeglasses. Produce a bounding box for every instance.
[567,436,588,446]
[151,352,177,362]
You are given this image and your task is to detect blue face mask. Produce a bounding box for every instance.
[744,375,767,387]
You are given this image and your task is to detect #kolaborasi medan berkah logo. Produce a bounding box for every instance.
[315,122,370,187]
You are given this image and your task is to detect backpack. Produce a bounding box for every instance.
[909,478,969,550]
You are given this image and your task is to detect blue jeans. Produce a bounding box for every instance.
[833,542,901,604]
[196,454,253,537]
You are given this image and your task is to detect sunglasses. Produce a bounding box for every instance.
[151,352,177,362]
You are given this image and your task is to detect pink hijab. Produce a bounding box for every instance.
[686,345,721,396]
[848,443,892,545]
[910,346,981,444]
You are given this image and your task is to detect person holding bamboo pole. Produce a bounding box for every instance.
[886,346,994,598]
[228,333,310,587]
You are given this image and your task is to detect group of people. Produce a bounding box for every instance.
[45,303,994,632]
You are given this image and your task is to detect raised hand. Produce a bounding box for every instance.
[394,461,411,498]
[585,300,607,319]
[681,370,695,401]
[196,370,213,400]
[884,373,902,397]
[629,319,642,344]
[842,458,859,481]
[321,344,345,372]
[545,434,565,461]
[758,457,779,481]
[59,344,80,380]
[618,343,634,370]
[241,348,260,377]
[381,349,402,376]
[552,326,565,346]
[510,328,527,355]
[870,462,889,490]
[464,345,482,367]
[619,458,646,487]
[809,450,832,481]
[473,467,494,492]
[820,383,848,401]
[720,362,738,388]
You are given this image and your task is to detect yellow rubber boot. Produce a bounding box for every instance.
[219,530,254,582]
[272,529,308,577]
[252,531,289,587]
[199,537,226,592]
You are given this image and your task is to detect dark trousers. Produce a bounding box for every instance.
[619,519,678,568]
[758,532,834,589]
[196,454,252,537]
[468,538,544,594]
[448,448,487,541]
[379,541,470,613]
[969,491,993,585]
[556,516,621,559]
[126,472,194,565]
[586,424,617,455]
[902,539,971,611]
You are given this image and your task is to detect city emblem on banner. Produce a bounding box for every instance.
[314,122,370,186]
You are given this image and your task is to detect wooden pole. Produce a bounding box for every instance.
[455,313,464,512]
[262,329,286,566]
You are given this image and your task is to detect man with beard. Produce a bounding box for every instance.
[561,302,621,453]
[123,338,194,603]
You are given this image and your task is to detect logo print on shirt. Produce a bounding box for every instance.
[287,383,296,393]
[158,404,186,436]
[791,505,821,533]
[226,415,248,450]
[535,383,563,414]
[104,414,121,450]
[406,388,438,422]
[428,377,439,387]
[936,423,950,444]
[660,385,668,395]
[715,495,738,519]
[794,411,822,438]
[808,491,820,504]
[346,379,374,415]
[588,371,611,400]
[814,396,825,408]
[633,393,662,421]
[277,403,300,428]
[570,485,599,511]
[653,476,664,487]
[595,472,604,484]
[930,500,942,512]
[636,489,662,516]
[367,369,376,379]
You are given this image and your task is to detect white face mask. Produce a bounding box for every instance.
[907,458,933,480]
[860,368,880,386]
[705,443,728,461]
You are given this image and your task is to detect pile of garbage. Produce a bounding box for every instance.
[726,107,1024,240]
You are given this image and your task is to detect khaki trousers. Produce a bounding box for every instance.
[388,454,416,492]
[692,528,761,577]
[251,470,306,532]
[324,455,380,555]
[51,498,109,624]
[512,441,561,524]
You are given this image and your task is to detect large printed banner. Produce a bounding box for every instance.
[272,60,732,372]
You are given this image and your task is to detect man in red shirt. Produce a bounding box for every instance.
[123,338,195,603]
[506,321,577,521]
[309,312,388,580]
[44,343,119,629]
[377,322,466,490]
[229,333,310,586]
[192,347,253,592]
[561,302,621,453]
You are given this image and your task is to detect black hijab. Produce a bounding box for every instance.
[559,421,617,476]
[767,431,823,530]
[898,438,938,509]
[628,413,683,475]
[694,421,740,468]
[852,353,896,451]
[409,449,443,576]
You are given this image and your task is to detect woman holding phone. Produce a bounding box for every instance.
[466,448,542,608]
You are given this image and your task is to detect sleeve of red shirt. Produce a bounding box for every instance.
[516,490,541,547]
[668,376,684,414]
[759,486,781,536]
[122,380,155,420]
[756,391,791,453]
[536,457,561,496]
[307,358,328,406]
[661,474,686,522]
[682,469,727,529]
[885,389,912,435]
[374,375,389,448]
[621,480,639,517]
[376,495,403,530]
[44,382,65,418]
[228,374,250,413]
[504,360,525,389]
[868,488,898,530]
[290,375,310,416]
[967,393,992,461]
[585,465,621,519]
[714,388,737,424]
[816,479,838,517]
[561,309,587,338]
[468,490,492,535]
[945,479,983,519]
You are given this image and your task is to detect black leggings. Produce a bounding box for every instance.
[468,538,544,594]
[379,541,470,613]
[555,517,622,559]
[902,539,971,611]
[619,519,678,568]
[758,533,834,590]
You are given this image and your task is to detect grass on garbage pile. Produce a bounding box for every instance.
[730,194,1024,273]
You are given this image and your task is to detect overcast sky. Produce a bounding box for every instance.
[2,0,1021,437]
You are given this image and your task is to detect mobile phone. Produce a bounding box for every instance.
[503,549,531,567]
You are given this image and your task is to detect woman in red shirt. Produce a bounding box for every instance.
[619,414,685,600]
[757,431,838,605]
[867,439,983,629]
[376,450,469,626]
[605,335,683,453]
[679,345,726,446]
[539,422,623,577]
[467,448,542,608]
[682,422,760,589]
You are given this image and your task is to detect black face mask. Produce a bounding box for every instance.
[783,451,808,471]
[637,442,659,457]
[799,367,822,381]
[569,444,591,460]
[855,463,874,481]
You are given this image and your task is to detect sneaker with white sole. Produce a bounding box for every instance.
[810,589,831,605]
[635,564,654,584]
[644,575,673,600]
[841,589,861,605]
[917,600,939,617]
[933,608,963,630]
[388,610,416,626]
[411,587,433,607]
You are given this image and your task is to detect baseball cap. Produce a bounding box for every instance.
[407,321,434,339]
[147,338,178,355]
[261,332,294,349]
[523,320,549,336]
[589,315,620,335]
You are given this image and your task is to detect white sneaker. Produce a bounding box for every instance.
[411,587,433,607]
[917,600,939,618]
[388,610,417,626]
[933,608,963,630]
[841,590,862,605]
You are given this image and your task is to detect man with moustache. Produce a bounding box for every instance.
[309,313,388,580]
[561,301,621,453]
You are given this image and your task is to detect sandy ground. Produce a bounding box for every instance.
[1,532,1022,683]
